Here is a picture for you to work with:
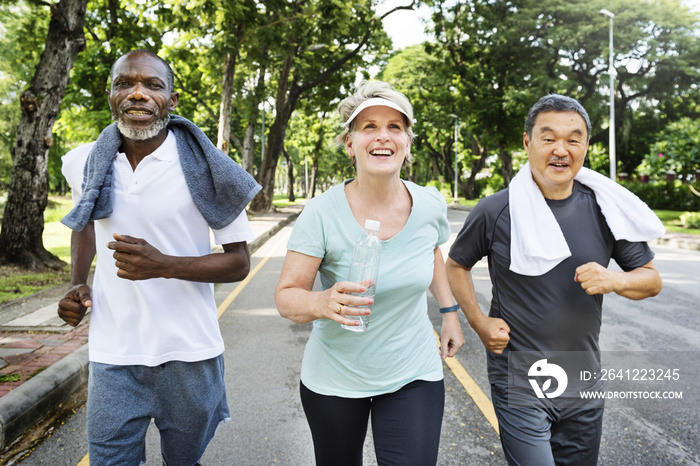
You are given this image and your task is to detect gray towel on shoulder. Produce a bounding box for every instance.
[61,114,261,231]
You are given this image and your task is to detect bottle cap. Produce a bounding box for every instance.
[365,219,380,231]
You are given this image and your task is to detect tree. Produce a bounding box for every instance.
[153,0,276,181]
[284,110,344,198]
[608,0,700,173]
[153,0,262,169]
[524,0,700,174]
[419,0,700,185]
[425,0,543,187]
[249,0,411,212]
[0,0,87,270]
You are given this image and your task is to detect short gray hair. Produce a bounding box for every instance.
[525,94,591,140]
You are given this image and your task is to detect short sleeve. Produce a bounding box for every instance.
[448,194,505,269]
[61,142,95,203]
[427,186,450,247]
[286,198,327,259]
[612,240,655,272]
[212,210,254,245]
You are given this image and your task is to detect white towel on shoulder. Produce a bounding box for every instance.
[508,162,665,276]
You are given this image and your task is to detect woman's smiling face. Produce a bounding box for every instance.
[345,105,410,179]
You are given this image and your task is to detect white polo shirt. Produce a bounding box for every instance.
[62,131,254,366]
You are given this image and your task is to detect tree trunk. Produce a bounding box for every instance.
[249,52,297,213]
[498,141,514,187]
[241,122,256,175]
[310,155,318,198]
[250,108,295,212]
[217,52,237,154]
[0,0,87,270]
[305,123,325,198]
[241,59,267,177]
[464,136,489,199]
[282,147,295,202]
[445,143,457,198]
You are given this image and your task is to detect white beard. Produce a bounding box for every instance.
[112,111,170,141]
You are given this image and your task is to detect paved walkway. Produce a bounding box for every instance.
[0,327,89,397]
[0,280,89,397]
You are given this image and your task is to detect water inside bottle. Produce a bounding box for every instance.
[341,283,375,332]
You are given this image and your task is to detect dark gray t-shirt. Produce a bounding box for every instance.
[449,181,655,385]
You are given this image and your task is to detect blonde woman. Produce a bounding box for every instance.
[275,81,464,465]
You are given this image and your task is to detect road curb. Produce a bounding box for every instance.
[651,235,700,251]
[247,210,300,254]
[0,345,89,450]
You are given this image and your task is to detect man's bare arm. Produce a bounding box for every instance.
[575,260,662,300]
[57,222,96,327]
[107,234,251,283]
[446,257,510,354]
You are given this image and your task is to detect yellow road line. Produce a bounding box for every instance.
[435,331,499,433]
[78,255,271,465]
[217,256,271,318]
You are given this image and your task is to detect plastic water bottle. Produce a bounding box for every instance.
[342,219,381,332]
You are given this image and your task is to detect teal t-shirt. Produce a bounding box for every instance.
[287,179,450,397]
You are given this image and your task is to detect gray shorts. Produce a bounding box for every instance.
[87,355,230,466]
[491,383,603,466]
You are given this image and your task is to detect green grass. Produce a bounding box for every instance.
[272,193,304,209]
[0,374,22,383]
[655,210,700,235]
[0,195,73,305]
[43,217,73,264]
[453,198,479,208]
[0,267,71,305]
[44,196,73,223]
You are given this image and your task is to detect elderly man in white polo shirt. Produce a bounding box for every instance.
[58,49,260,466]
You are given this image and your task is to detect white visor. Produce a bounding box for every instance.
[343,97,413,128]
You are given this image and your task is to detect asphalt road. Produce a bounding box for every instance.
[18,208,700,465]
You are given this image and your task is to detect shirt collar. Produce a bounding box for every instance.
[117,130,177,162]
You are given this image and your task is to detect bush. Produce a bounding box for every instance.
[425,179,444,193]
[479,172,504,198]
[585,142,610,175]
[680,212,700,229]
[641,117,700,181]
[620,180,700,211]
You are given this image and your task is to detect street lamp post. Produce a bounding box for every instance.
[600,8,616,181]
[449,114,459,203]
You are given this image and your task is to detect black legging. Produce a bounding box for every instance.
[300,379,445,466]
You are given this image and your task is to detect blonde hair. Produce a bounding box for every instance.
[333,81,415,157]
